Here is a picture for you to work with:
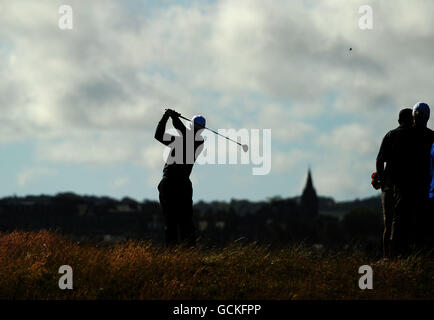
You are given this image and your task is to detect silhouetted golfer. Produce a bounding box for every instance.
[155,109,205,247]
[390,102,434,256]
[376,108,413,258]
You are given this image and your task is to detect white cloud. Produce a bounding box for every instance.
[1,0,434,200]
[2,0,433,141]
[36,134,139,164]
[318,123,377,156]
[17,167,57,187]
[272,149,312,174]
[142,144,166,170]
[111,177,130,189]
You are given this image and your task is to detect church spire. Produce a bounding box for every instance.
[305,168,314,191]
[300,168,318,217]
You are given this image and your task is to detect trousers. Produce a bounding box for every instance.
[158,177,195,247]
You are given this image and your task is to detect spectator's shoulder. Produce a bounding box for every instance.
[384,127,400,139]
[429,127,434,141]
[420,126,434,136]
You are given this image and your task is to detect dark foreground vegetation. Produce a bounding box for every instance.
[1,231,432,300]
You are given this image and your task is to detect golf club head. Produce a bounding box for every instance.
[242,144,249,153]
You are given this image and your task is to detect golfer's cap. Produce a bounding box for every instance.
[192,115,206,128]
[413,102,430,119]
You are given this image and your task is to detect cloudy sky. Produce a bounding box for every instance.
[1,0,433,202]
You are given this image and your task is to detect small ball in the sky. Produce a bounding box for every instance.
[349,48,352,51]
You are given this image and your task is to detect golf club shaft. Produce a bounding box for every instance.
[177,114,244,147]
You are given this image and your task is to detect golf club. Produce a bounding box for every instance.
[165,108,249,152]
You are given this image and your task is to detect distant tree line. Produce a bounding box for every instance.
[0,193,383,253]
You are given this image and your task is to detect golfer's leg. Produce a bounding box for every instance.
[178,199,195,246]
[159,191,178,247]
[179,182,195,246]
[165,212,178,247]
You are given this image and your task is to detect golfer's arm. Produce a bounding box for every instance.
[154,114,171,145]
[171,115,186,135]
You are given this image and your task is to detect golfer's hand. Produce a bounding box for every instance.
[165,108,180,118]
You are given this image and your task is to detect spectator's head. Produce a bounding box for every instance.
[398,108,413,127]
[412,102,430,127]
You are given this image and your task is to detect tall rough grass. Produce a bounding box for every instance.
[0,230,432,299]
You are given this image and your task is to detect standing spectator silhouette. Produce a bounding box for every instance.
[428,143,434,246]
[390,102,434,257]
[155,109,205,247]
[408,103,434,250]
[430,143,434,201]
[376,108,413,258]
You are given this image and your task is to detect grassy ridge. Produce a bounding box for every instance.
[0,231,433,300]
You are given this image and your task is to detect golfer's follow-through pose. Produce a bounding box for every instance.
[155,109,205,247]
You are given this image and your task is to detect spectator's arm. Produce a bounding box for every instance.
[376,133,389,182]
[376,158,385,181]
